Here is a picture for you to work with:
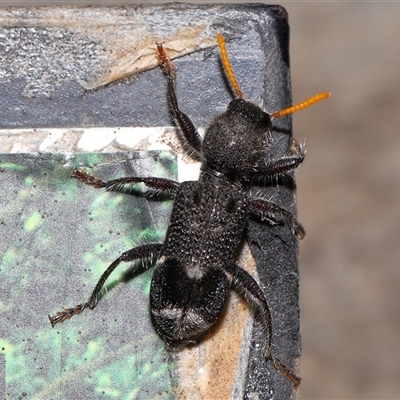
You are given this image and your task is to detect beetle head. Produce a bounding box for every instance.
[202,98,271,173]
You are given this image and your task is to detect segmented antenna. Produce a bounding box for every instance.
[217,33,243,99]
[272,92,331,119]
[217,33,330,116]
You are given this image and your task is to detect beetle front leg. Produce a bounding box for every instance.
[49,243,163,326]
[250,142,305,181]
[156,43,203,157]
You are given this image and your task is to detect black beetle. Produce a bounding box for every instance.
[49,33,329,387]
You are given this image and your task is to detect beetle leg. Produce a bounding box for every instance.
[72,169,180,196]
[49,243,163,326]
[156,43,203,157]
[249,198,305,239]
[250,143,305,180]
[224,263,301,387]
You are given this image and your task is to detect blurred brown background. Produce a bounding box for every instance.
[2,1,399,399]
[284,3,400,399]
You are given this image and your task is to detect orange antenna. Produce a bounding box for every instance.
[217,33,243,99]
[156,43,176,80]
[272,92,331,119]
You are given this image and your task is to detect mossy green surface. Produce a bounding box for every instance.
[0,152,178,399]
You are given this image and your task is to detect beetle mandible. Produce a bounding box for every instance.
[49,33,330,387]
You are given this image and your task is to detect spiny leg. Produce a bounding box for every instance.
[156,43,203,156]
[72,169,180,196]
[249,198,305,239]
[49,243,163,326]
[252,142,306,180]
[224,263,301,387]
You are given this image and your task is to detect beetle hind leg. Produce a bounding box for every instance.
[224,263,301,386]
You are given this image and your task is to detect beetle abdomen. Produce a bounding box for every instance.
[150,257,230,347]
